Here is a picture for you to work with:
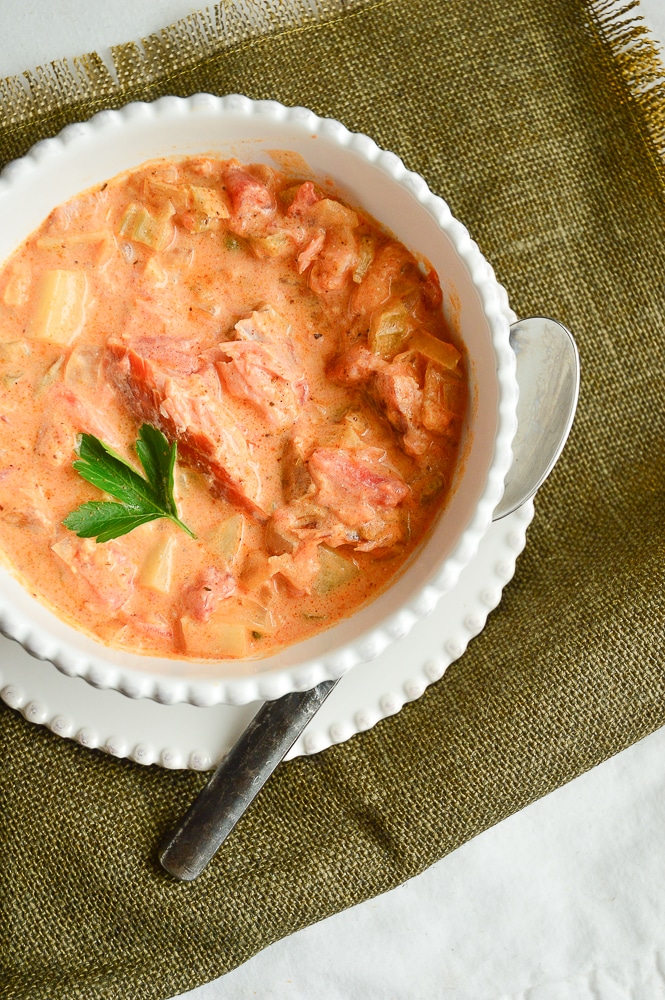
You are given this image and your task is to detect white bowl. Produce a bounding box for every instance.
[0,94,517,706]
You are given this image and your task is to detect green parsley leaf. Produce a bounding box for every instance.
[63,424,195,543]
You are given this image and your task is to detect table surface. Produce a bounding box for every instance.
[2,2,665,997]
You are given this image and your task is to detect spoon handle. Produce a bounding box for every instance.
[159,678,339,880]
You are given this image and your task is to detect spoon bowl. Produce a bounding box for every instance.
[494,317,580,519]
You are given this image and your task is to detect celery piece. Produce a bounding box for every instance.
[443,378,466,414]
[414,470,445,501]
[139,535,176,594]
[407,329,461,371]
[336,416,366,450]
[251,232,293,258]
[180,615,249,659]
[206,513,244,565]
[314,545,359,595]
[369,300,409,359]
[118,202,173,252]
[318,416,365,452]
[189,186,230,220]
[224,235,244,252]
[353,236,375,283]
[36,355,65,395]
[30,270,87,345]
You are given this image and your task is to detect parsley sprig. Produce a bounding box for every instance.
[63,424,195,543]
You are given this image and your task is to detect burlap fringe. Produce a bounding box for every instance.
[586,0,665,161]
[1,0,665,161]
[0,0,366,129]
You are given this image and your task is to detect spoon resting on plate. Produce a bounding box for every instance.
[159,316,580,881]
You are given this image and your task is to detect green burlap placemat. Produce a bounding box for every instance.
[3,0,665,996]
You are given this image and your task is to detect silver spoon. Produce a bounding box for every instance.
[494,317,579,519]
[159,315,580,880]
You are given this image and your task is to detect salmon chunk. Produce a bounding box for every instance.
[308,447,409,525]
[373,361,431,456]
[309,227,359,292]
[210,306,308,428]
[233,303,291,344]
[0,484,51,533]
[224,163,275,234]
[267,445,409,553]
[181,565,236,623]
[106,338,265,519]
[328,345,427,453]
[285,181,322,217]
[329,345,450,457]
[52,535,135,612]
[297,230,326,274]
[269,499,360,550]
[215,340,306,427]
[268,540,322,595]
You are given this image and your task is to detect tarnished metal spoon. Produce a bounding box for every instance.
[159,315,580,881]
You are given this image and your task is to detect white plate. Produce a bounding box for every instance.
[0,500,533,769]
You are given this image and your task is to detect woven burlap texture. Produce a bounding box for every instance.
[2,0,665,997]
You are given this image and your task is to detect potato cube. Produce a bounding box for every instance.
[180,615,248,658]
[30,270,87,345]
[139,535,175,594]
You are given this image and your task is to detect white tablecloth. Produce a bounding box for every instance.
[2,2,665,996]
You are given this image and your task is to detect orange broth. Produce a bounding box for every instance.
[0,156,467,659]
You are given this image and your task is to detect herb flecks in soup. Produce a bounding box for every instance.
[0,156,467,659]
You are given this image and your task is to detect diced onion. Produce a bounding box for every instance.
[353,236,375,283]
[369,300,410,359]
[407,329,461,370]
[206,513,244,565]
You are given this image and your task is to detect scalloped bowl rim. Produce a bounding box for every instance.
[0,93,517,706]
